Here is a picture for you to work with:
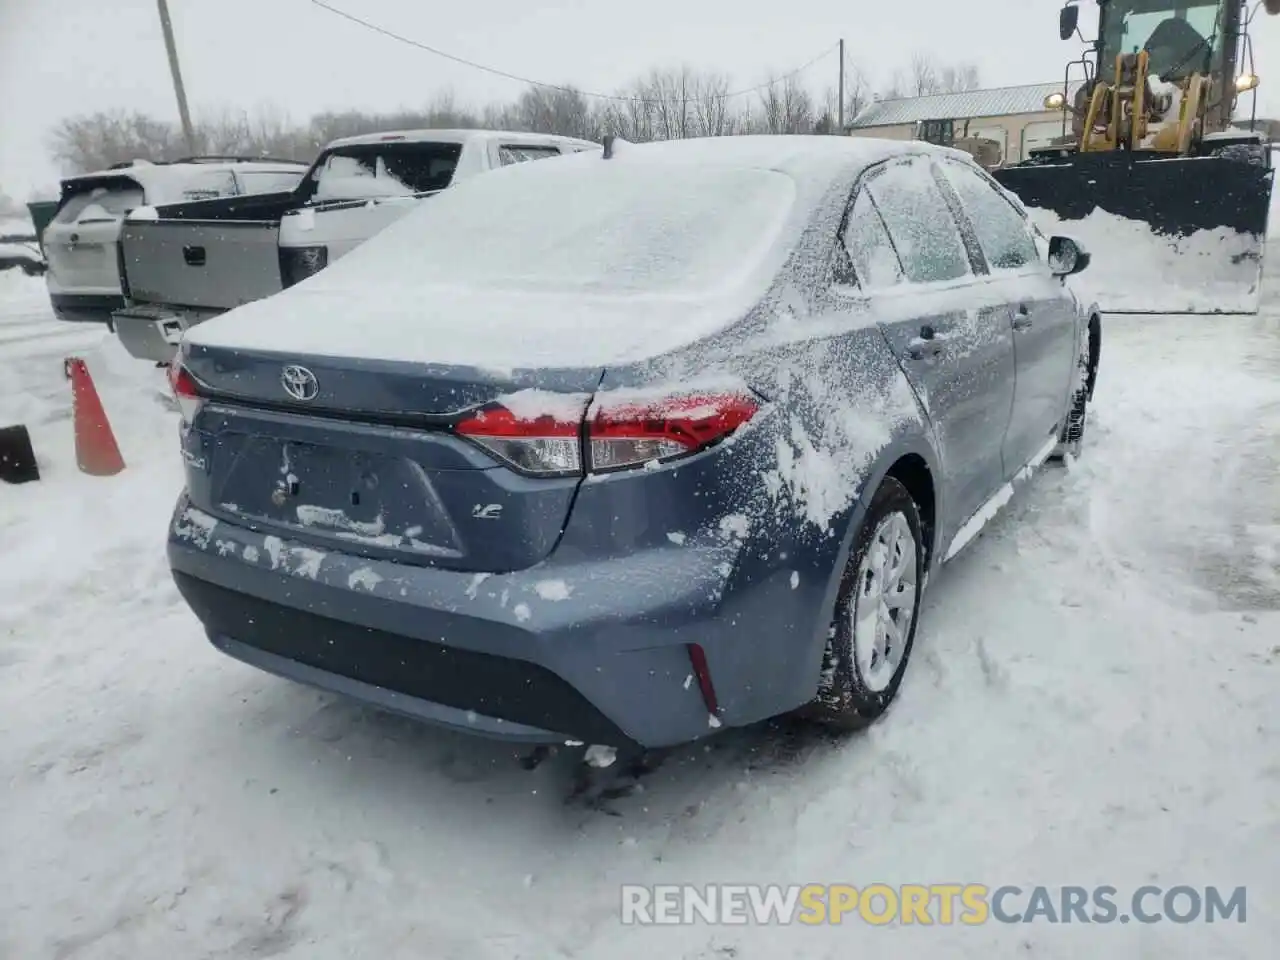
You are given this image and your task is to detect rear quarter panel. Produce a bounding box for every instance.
[578,185,942,724]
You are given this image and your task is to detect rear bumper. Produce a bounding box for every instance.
[167,496,825,749]
[50,293,124,324]
[112,307,220,363]
[174,571,640,747]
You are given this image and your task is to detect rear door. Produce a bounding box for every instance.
[856,156,1017,528]
[936,158,1078,473]
[43,177,144,297]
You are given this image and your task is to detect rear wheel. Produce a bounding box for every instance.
[804,476,924,731]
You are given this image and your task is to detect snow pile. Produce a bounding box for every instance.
[0,331,179,630]
[1026,207,1264,313]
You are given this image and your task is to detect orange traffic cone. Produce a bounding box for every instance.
[65,357,125,477]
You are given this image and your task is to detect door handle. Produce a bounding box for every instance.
[182,245,206,267]
[1012,305,1033,331]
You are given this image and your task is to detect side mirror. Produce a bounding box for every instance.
[1059,3,1079,41]
[1048,235,1090,277]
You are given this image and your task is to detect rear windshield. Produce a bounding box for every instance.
[54,179,145,224]
[307,142,464,201]
[316,161,800,297]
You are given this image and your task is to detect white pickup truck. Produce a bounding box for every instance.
[113,129,599,362]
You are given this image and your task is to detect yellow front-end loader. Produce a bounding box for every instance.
[993,0,1279,313]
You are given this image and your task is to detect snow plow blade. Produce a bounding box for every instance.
[993,151,1275,315]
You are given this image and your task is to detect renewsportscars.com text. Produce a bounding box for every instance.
[620,884,1248,926]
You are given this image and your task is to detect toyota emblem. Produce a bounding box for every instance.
[281,365,319,401]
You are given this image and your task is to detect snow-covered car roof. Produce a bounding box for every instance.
[322,128,599,151]
[62,158,307,186]
[56,159,310,208]
[187,134,967,369]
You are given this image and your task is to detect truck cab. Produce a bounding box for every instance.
[277,129,599,286]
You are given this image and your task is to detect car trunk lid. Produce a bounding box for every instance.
[179,342,603,573]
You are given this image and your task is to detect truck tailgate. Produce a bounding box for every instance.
[120,219,283,310]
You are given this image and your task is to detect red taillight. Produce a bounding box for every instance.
[454,404,583,476]
[454,389,760,477]
[587,391,760,473]
[167,359,203,424]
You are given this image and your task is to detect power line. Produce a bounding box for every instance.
[307,0,837,105]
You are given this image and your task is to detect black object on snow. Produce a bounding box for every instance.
[0,424,40,484]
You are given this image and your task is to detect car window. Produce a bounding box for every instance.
[498,144,564,165]
[865,159,971,284]
[53,183,145,224]
[310,142,464,200]
[940,161,1041,270]
[235,170,305,195]
[177,170,239,201]
[840,187,904,290]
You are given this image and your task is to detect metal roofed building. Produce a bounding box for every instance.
[847,81,1086,166]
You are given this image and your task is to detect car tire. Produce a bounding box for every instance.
[804,476,925,731]
[1053,321,1096,460]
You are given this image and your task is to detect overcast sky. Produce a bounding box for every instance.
[4,0,1280,197]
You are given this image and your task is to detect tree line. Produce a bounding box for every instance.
[43,54,980,177]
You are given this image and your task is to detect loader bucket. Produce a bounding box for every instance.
[993,150,1275,314]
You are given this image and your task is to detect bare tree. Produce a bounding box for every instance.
[891,54,981,98]
[44,56,853,174]
[757,74,816,134]
[690,71,736,138]
[47,110,188,173]
[819,62,873,131]
[503,86,602,140]
[909,53,941,97]
[939,62,981,93]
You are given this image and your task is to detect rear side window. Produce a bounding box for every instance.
[840,188,904,290]
[53,182,145,224]
[940,161,1040,270]
[310,142,464,200]
[176,169,238,201]
[235,170,305,195]
[865,159,971,284]
[498,144,564,165]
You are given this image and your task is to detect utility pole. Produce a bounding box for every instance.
[156,0,196,154]
[834,37,844,133]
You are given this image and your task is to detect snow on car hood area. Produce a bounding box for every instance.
[188,157,806,368]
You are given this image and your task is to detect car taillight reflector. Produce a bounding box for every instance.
[167,359,203,424]
[453,390,760,477]
[587,391,760,472]
[454,405,583,477]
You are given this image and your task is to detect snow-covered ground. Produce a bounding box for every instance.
[1,268,1277,959]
